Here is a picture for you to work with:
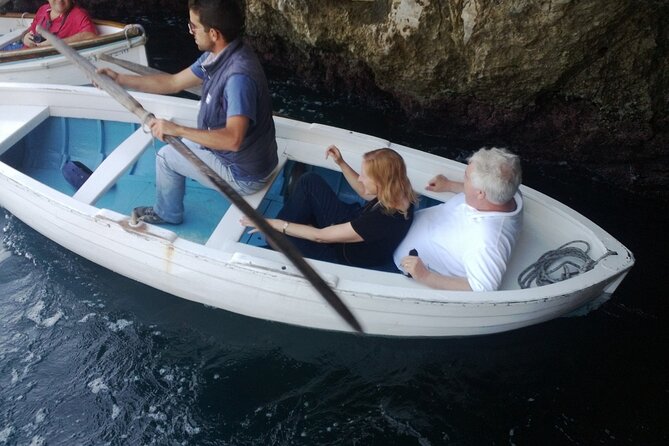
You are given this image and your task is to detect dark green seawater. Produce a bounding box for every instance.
[1,13,667,446]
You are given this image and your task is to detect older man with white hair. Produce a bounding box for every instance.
[394,147,523,291]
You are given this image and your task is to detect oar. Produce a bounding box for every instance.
[39,27,364,334]
[97,53,202,97]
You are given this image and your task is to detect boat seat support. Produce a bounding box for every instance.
[205,142,289,249]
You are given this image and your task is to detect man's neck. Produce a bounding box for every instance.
[210,39,230,56]
[475,197,517,213]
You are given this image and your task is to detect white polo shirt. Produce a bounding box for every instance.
[393,192,523,291]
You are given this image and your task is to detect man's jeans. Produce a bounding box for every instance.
[154,139,270,224]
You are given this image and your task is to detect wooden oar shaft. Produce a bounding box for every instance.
[41,27,363,334]
[99,52,163,76]
[98,53,203,97]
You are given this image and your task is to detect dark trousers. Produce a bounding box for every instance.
[278,172,361,263]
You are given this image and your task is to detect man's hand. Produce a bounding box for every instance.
[96,67,120,82]
[148,118,180,142]
[426,174,464,193]
[399,254,430,281]
[426,174,452,192]
[22,32,42,48]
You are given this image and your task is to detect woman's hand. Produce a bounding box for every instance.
[240,216,283,234]
[325,145,344,166]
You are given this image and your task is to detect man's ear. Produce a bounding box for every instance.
[209,28,226,44]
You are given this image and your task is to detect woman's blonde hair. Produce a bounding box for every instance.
[363,148,418,217]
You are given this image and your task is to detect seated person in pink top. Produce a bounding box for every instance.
[21,0,97,49]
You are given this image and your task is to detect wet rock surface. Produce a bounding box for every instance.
[7,0,667,198]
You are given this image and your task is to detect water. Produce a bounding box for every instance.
[1,14,668,446]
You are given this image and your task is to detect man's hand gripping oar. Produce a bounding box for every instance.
[39,26,364,334]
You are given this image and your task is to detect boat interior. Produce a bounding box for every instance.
[0,105,617,292]
[0,114,440,271]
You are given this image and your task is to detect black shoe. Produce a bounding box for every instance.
[133,206,166,224]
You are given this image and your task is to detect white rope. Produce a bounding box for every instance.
[518,240,617,289]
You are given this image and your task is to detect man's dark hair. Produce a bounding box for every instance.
[188,0,245,42]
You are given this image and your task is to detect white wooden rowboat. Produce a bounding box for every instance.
[0,13,147,84]
[0,83,634,337]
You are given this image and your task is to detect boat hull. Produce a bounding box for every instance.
[0,83,635,337]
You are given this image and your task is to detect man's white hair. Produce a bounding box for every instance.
[468,147,522,205]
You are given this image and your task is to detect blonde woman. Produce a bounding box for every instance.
[242,145,418,268]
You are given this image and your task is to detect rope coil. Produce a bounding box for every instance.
[518,240,617,289]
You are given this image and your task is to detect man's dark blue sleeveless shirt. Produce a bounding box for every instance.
[192,38,277,181]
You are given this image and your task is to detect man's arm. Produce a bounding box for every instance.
[148,72,255,151]
[399,254,473,291]
[98,66,202,95]
[61,31,97,44]
[150,115,249,152]
[426,174,464,193]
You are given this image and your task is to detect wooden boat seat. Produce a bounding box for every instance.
[205,139,290,249]
[0,26,26,48]
[0,105,49,156]
[73,127,153,205]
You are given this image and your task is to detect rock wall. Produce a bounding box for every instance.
[244,0,668,197]
[6,0,667,197]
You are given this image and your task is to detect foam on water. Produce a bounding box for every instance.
[24,300,64,327]
[77,312,97,323]
[28,436,45,446]
[87,378,110,394]
[0,427,14,444]
[0,246,11,263]
[106,318,133,332]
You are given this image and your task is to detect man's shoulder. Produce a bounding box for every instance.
[34,4,49,18]
[68,5,93,19]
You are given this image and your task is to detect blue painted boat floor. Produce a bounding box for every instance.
[27,167,230,244]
